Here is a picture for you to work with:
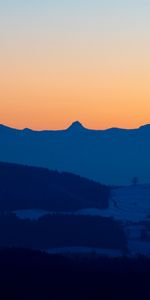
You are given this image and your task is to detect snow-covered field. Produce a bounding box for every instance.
[15,185,150,222]
[77,185,150,222]
[14,185,150,256]
[77,185,150,256]
[15,209,50,220]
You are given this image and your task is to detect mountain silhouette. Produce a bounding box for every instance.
[0,121,150,184]
[67,121,85,130]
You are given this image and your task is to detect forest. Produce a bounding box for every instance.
[0,213,126,252]
[0,162,110,211]
[0,248,149,299]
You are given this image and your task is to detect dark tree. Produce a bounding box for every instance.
[132,176,139,186]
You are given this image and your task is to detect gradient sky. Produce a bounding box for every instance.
[0,0,150,130]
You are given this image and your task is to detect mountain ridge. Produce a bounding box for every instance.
[0,121,150,133]
[0,121,150,185]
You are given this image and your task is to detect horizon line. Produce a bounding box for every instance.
[0,121,150,132]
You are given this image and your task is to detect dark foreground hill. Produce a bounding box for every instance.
[0,248,150,299]
[0,162,110,211]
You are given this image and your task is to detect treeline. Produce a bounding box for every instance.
[0,248,150,299]
[0,162,110,211]
[0,214,126,251]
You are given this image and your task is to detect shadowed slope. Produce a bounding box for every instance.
[0,162,109,211]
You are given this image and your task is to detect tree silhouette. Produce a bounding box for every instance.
[132,177,139,186]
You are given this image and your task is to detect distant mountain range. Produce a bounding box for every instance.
[0,121,150,184]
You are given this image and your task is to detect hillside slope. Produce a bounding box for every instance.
[0,162,109,211]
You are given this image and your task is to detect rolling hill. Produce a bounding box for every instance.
[0,162,109,211]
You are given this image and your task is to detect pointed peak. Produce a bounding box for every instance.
[70,121,84,128]
[67,121,85,131]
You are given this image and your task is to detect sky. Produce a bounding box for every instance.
[0,0,150,130]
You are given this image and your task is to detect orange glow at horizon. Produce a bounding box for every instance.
[1,53,150,130]
[0,1,150,130]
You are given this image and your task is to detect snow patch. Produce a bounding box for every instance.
[14,209,50,220]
